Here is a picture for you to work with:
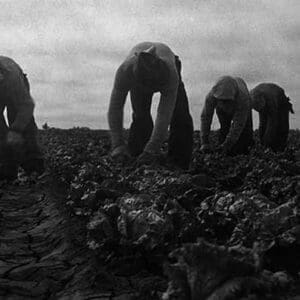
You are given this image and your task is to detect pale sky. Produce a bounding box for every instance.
[1,0,299,129]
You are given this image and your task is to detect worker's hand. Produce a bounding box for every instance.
[200,144,211,153]
[7,131,24,147]
[111,144,131,163]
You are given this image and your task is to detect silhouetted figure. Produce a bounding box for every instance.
[0,56,44,180]
[201,76,253,155]
[42,122,49,130]
[250,83,294,152]
[108,42,194,169]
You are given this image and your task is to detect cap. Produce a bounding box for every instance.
[212,76,237,100]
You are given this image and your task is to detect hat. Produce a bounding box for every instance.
[212,76,237,100]
[135,47,170,87]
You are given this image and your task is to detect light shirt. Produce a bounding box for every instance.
[201,76,251,150]
[108,42,179,153]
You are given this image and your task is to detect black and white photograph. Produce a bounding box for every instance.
[0,0,299,299]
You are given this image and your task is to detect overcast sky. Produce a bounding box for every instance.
[1,0,299,129]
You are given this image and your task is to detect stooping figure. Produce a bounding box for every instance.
[0,56,44,181]
[200,76,253,155]
[250,83,294,152]
[108,42,194,169]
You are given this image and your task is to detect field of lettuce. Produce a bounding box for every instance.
[38,128,300,299]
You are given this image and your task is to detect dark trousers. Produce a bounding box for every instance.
[127,58,194,169]
[260,101,290,152]
[0,109,44,177]
[216,108,253,155]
